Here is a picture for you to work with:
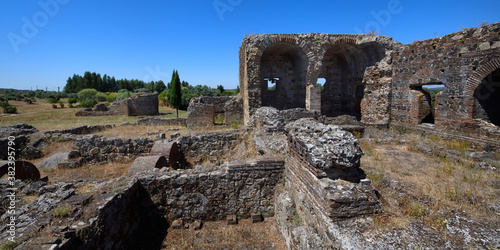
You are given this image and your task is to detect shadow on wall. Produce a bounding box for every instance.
[76,182,168,250]
[474,68,500,127]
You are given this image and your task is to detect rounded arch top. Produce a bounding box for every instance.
[328,35,359,46]
[465,57,500,97]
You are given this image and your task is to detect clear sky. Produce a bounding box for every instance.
[1,0,499,91]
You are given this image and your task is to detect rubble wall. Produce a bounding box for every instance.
[390,23,500,140]
[139,156,285,223]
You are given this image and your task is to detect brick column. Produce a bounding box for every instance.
[306,85,321,114]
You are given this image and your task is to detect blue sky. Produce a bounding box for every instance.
[1,0,499,91]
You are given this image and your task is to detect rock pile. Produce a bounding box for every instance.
[286,118,363,174]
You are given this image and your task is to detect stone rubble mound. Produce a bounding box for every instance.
[286,118,363,171]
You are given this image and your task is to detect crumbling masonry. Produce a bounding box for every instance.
[239,22,500,143]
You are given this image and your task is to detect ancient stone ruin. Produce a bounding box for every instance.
[239,22,500,144]
[1,22,500,249]
[75,92,159,116]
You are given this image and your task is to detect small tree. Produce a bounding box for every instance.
[77,88,98,108]
[169,70,182,118]
[217,85,225,93]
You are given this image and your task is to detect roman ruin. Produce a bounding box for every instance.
[0,22,499,249]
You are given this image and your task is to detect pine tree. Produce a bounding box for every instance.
[169,70,182,118]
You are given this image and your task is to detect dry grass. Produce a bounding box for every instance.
[161,218,286,250]
[0,100,187,132]
[41,162,130,183]
[360,132,500,232]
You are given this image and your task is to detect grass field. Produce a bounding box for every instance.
[0,99,187,132]
[359,130,500,232]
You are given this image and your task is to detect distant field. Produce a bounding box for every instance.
[0,99,187,132]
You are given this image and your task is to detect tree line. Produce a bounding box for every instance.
[63,71,166,94]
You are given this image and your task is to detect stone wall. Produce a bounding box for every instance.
[187,96,243,129]
[75,135,154,164]
[389,23,500,142]
[79,181,168,249]
[139,155,285,223]
[240,24,500,143]
[127,93,159,116]
[76,93,158,117]
[137,117,187,127]
[239,33,397,124]
[177,130,245,163]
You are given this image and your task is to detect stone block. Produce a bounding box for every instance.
[192,220,202,230]
[226,215,238,225]
[172,219,184,229]
[128,156,168,176]
[251,213,263,223]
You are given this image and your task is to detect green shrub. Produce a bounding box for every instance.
[77,89,98,108]
[53,205,72,218]
[52,104,58,109]
[134,88,150,93]
[59,100,64,108]
[68,97,77,104]
[115,89,131,102]
[96,92,107,102]
[4,106,17,114]
[23,97,34,104]
[158,90,168,106]
[47,97,59,103]
[397,125,407,135]
[107,93,118,102]
[0,101,10,110]
[0,240,18,250]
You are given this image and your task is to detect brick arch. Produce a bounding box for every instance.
[258,39,309,110]
[269,34,298,45]
[329,35,359,46]
[465,58,500,119]
[465,58,500,97]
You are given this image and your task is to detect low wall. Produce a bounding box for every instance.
[279,150,380,248]
[78,182,168,249]
[137,117,187,127]
[177,130,245,163]
[139,155,285,223]
[75,135,154,164]
[187,96,243,129]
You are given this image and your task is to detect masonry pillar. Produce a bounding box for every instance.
[306,85,321,114]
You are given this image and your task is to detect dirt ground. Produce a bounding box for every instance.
[161,218,287,250]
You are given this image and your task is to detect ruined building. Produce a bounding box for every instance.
[239,22,500,143]
[76,92,159,116]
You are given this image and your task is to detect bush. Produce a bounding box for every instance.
[115,89,131,102]
[68,97,77,104]
[54,205,72,218]
[96,92,107,102]
[158,90,168,106]
[0,101,10,110]
[77,89,98,108]
[4,106,17,114]
[47,97,59,103]
[0,240,18,250]
[23,97,33,104]
[59,100,64,108]
[106,93,118,102]
[52,104,58,109]
[134,88,150,93]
